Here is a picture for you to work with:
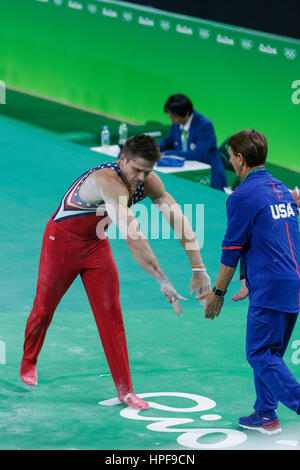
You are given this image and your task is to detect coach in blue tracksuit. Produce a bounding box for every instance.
[159,94,227,191]
[199,129,300,435]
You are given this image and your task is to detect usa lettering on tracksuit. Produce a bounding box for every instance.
[221,166,300,416]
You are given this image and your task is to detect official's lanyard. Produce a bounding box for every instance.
[242,165,265,182]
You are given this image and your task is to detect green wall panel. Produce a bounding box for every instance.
[0,0,299,171]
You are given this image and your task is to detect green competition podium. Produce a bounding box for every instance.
[1,114,300,451]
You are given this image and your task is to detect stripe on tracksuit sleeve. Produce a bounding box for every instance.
[221,192,252,267]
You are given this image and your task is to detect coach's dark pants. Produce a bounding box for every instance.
[246,306,300,417]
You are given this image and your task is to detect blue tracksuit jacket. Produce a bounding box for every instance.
[221,166,300,313]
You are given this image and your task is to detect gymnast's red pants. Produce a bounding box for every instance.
[21,218,133,398]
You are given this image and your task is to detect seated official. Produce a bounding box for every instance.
[159,94,227,191]
[292,187,300,212]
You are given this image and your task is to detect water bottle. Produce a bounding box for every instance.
[101,125,110,150]
[118,123,128,146]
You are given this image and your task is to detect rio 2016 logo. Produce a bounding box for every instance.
[99,391,248,449]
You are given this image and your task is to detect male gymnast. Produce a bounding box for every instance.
[20,135,211,410]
